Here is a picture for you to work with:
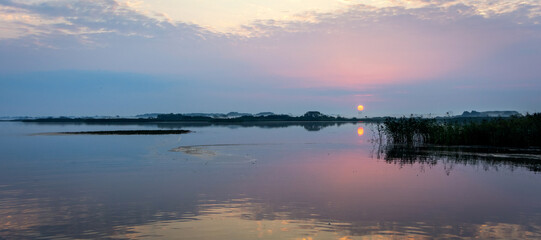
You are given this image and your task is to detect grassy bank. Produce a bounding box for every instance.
[383,113,541,147]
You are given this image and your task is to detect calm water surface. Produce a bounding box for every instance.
[1,122,540,239]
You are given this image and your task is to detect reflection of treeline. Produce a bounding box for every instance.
[383,145,541,173]
[383,113,541,147]
[154,121,351,131]
[21,111,364,124]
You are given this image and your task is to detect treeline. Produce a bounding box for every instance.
[155,111,356,122]
[21,111,361,123]
[383,113,541,147]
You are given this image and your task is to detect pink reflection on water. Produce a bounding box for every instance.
[357,127,364,136]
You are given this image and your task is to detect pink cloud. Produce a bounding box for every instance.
[234,6,532,90]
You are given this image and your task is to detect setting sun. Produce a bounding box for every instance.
[357,105,364,111]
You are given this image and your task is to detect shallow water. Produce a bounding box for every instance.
[0,122,540,239]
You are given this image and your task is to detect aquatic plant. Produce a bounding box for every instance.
[383,113,541,147]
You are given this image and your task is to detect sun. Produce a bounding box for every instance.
[357,105,364,111]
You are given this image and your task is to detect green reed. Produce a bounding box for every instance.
[383,113,541,147]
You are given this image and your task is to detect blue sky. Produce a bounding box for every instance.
[1,0,540,117]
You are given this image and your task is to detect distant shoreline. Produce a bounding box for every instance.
[3,110,524,124]
[35,130,192,135]
[18,119,370,123]
[6,111,377,123]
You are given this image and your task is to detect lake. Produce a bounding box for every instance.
[1,121,540,239]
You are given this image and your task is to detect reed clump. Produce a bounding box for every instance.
[383,113,541,147]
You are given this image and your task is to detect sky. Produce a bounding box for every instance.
[0,0,540,117]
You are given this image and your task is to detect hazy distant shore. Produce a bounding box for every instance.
[35,130,191,135]
[7,110,523,124]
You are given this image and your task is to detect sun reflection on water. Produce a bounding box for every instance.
[357,127,364,136]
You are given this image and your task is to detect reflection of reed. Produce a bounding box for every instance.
[365,122,541,174]
[382,144,541,174]
[368,123,387,160]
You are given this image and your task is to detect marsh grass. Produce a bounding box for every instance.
[383,113,541,147]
